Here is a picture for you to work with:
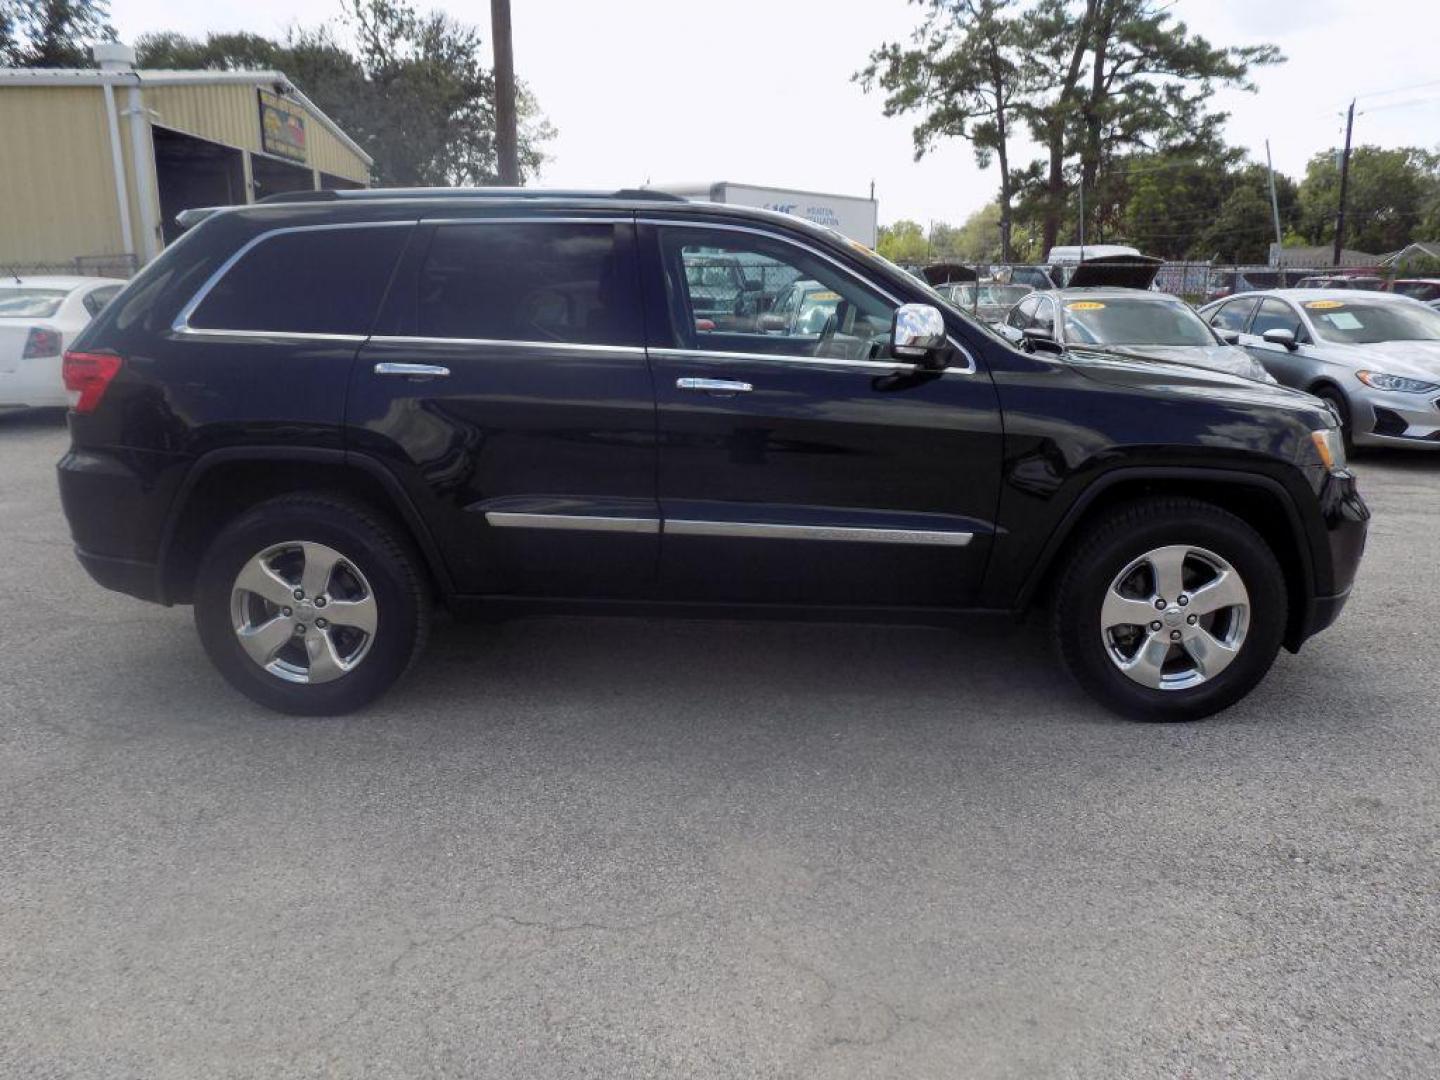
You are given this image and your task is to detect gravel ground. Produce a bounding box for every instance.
[2,408,1438,1079]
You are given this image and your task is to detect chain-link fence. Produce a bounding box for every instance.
[1,254,139,281]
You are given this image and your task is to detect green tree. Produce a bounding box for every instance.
[858,0,1029,261]
[6,0,113,66]
[1296,146,1439,255]
[1,1,20,64]
[1195,165,1297,264]
[135,0,553,186]
[1070,0,1281,244]
[876,219,933,264]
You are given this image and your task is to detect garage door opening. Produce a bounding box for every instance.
[251,153,315,201]
[318,171,367,191]
[153,126,246,245]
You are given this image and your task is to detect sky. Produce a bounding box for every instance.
[109,0,1440,228]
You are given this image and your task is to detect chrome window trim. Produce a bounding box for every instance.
[650,346,918,374]
[644,217,978,375]
[485,512,660,534]
[666,520,974,546]
[175,327,368,344]
[370,335,644,355]
[171,220,417,337]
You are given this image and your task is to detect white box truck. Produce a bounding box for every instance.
[652,181,879,248]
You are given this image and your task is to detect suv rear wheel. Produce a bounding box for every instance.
[1054,498,1287,721]
[194,494,430,715]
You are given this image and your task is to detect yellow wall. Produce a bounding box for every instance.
[0,78,370,269]
[0,86,126,266]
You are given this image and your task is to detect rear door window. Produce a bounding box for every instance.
[83,286,122,318]
[416,221,641,346]
[1250,298,1305,340]
[187,224,411,335]
[1208,297,1258,332]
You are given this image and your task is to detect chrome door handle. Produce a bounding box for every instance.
[374,362,450,378]
[676,377,753,394]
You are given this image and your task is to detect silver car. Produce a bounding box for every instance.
[1000,287,1276,383]
[1200,289,1440,449]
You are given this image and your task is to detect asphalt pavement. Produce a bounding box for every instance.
[2,408,1438,1079]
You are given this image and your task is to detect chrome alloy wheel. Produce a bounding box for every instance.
[229,541,378,684]
[1100,544,1250,691]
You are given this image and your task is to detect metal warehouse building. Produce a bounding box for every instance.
[0,43,371,276]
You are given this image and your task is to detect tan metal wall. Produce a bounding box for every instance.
[0,86,125,265]
[0,78,370,269]
[142,83,370,184]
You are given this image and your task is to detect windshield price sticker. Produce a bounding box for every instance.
[1067,301,1106,311]
[1305,300,1345,310]
[1323,312,1363,329]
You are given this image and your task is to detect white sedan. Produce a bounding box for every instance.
[1,276,126,411]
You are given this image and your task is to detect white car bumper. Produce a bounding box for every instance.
[0,355,68,409]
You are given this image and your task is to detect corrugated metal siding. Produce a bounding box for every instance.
[143,82,370,184]
[0,86,124,265]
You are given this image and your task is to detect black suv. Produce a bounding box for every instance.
[58,189,1368,720]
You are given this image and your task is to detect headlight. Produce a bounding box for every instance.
[1356,370,1440,394]
[1310,427,1346,472]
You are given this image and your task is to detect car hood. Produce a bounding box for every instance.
[1065,348,1326,419]
[1100,343,1276,384]
[1321,339,1440,380]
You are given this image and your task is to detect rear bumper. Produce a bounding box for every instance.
[58,444,186,603]
[0,360,68,408]
[74,547,163,602]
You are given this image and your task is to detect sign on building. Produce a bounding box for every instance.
[258,89,307,163]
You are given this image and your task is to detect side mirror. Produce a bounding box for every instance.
[757,313,787,333]
[1261,327,1298,350]
[1021,326,1064,354]
[891,303,948,367]
[1217,329,1241,345]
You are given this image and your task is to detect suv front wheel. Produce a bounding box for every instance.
[194,494,431,715]
[1055,498,1287,721]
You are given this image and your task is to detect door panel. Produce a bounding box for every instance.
[346,217,660,597]
[640,221,1004,608]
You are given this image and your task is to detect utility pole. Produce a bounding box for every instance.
[1332,99,1355,267]
[491,0,520,186]
[1077,176,1085,258]
[1264,139,1284,259]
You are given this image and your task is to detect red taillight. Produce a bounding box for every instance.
[62,350,123,414]
[22,327,62,359]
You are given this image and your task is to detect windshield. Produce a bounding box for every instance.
[1302,298,1440,343]
[1393,281,1440,302]
[951,285,1031,308]
[0,288,70,318]
[1062,297,1215,347]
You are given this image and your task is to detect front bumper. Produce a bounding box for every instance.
[1351,385,1440,448]
[1290,468,1368,649]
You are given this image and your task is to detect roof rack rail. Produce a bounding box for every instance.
[256,190,341,204]
[255,186,690,204]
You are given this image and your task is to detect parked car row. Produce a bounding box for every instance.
[930,262,1440,452]
[0,276,124,411]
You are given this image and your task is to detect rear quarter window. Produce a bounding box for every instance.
[186,224,411,335]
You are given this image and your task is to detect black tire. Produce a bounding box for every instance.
[1312,385,1355,455]
[1054,498,1287,722]
[194,494,431,715]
